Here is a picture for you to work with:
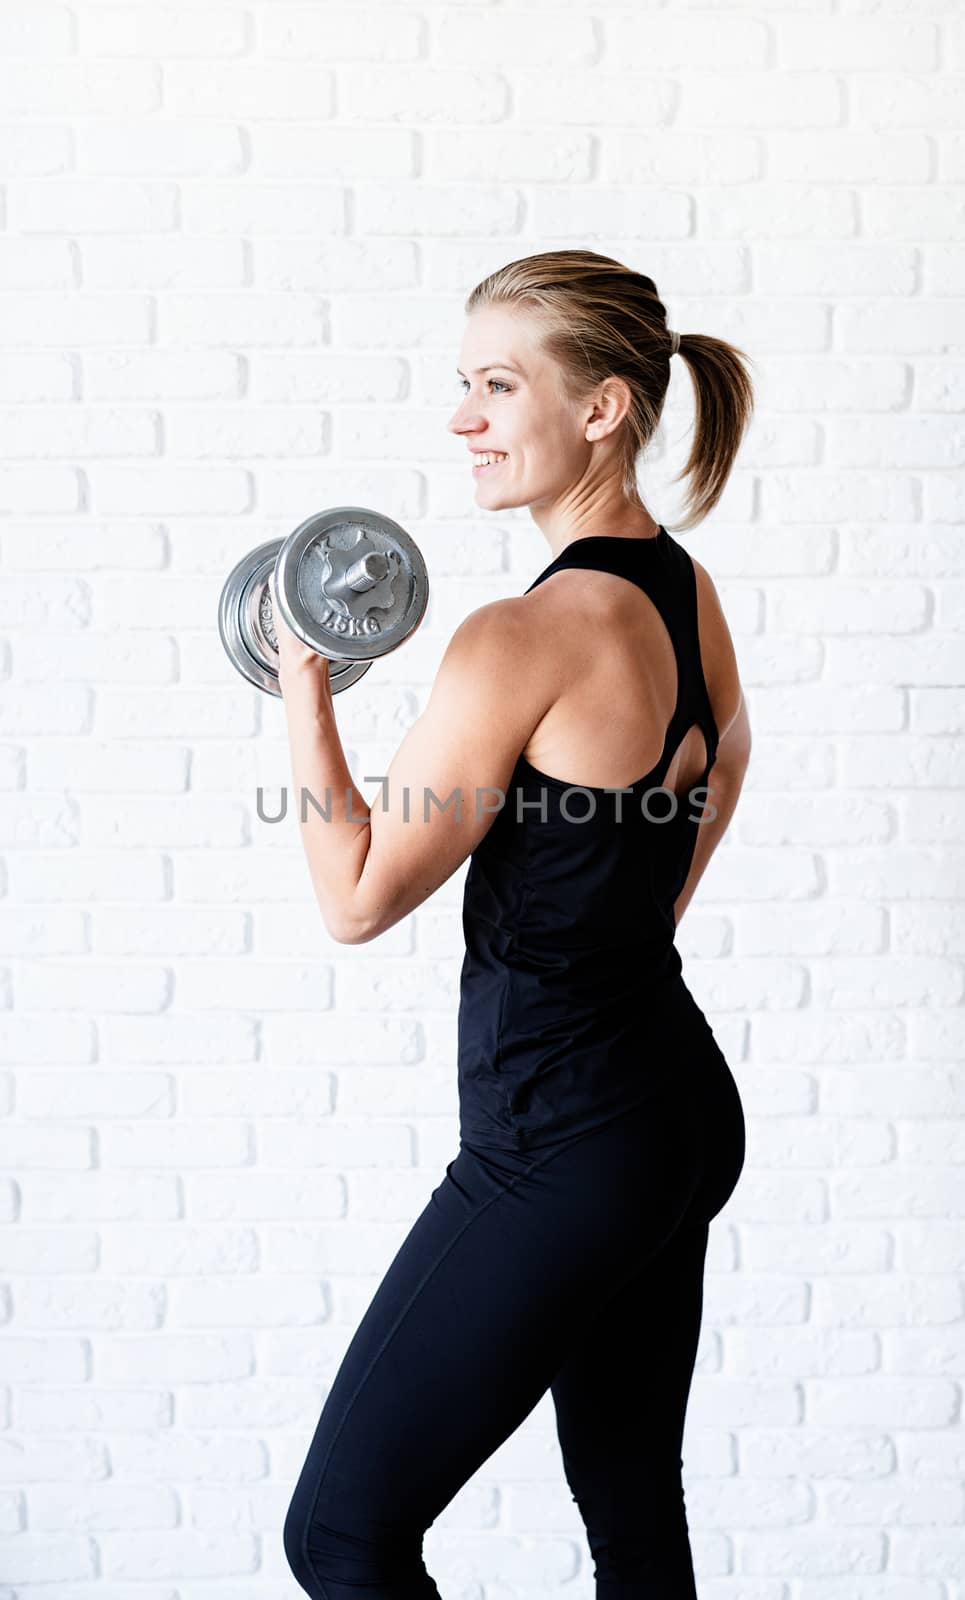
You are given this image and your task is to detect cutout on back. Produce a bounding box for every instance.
[660,721,710,808]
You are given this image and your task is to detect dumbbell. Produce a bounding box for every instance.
[218,505,429,696]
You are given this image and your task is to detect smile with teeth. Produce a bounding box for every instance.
[473,451,508,472]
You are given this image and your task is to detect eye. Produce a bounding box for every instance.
[457,378,512,395]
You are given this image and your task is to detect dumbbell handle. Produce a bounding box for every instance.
[342,553,390,593]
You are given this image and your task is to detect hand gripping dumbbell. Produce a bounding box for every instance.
[218,506,429,696]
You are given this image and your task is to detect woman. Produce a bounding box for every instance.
[278,250,755,1599]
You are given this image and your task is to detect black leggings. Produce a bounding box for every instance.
[283,1062,745,1599]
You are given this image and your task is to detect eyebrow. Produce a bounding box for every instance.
[456,362,524,377]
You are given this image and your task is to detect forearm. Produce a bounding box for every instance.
[673,754,747,927]
[278,659,372,941]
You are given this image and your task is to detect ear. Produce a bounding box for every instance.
[586,374,633,441]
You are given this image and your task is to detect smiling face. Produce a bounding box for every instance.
[448,303,594,510]
[448,302,640,536]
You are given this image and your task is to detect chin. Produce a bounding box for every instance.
[477,486,523,510]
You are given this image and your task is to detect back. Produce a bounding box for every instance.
[456,527,730,1153]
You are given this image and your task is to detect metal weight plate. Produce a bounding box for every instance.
[217,539,372,696]
[273,506,429,665]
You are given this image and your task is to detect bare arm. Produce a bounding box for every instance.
[277,598,549,945]
[672,557,751,926]
[673,687,751,926]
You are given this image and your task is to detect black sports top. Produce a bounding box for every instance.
[456,526,722,1152]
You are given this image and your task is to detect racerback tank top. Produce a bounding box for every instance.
[456,526,723,1152]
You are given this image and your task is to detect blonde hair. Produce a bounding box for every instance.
[465,248,756,533]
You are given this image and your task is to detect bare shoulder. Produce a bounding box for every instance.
[443,594,534,676]
[433,594,556,737]
[512,565,636,685]
[690,555,744,740]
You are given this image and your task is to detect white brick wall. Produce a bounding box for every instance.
[1,0,963,1595]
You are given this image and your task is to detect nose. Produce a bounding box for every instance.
[447,394,484,435]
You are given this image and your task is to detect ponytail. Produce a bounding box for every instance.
[668,331,756,532]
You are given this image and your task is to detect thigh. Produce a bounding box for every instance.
[285,1140,569,1576]
[286,1105,705,1554]
[549,1213,710,1593]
